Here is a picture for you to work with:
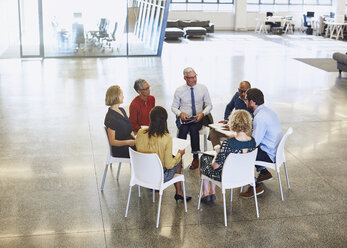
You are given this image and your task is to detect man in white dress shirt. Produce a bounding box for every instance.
[172,67,212,169]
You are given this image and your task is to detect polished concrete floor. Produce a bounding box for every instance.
[0,32,346,247]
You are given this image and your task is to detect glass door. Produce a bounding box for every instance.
[18,0,43,57]
[42,0,128,57]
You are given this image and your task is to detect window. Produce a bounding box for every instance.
[246,0,332,4]
[247,0,332,12]
[170,0,234,12]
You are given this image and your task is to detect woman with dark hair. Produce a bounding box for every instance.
[129,79,155,132]
[136,106,191,202]
[104,85,136,158]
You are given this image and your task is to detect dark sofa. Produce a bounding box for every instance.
[165,19,214,39]
[333,52,347,76]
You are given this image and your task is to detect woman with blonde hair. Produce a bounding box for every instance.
[104,85,135,158]
[199,110,256,202]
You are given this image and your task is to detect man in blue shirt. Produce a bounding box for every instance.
[240,88,282,198]
[209,81,252,148]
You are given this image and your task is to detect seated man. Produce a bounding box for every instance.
[209,81,253,150]
[240,88,282,198]
[172,67,212,170]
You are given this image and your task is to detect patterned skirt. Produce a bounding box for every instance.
[200,154,222,182]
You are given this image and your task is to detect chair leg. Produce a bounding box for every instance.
[230,189,233,202]
[138,185,141,197]
[222,192,227,227]
[203,134,207,152]
[197,179,203,210]
[125,186,133,217]
[283,162,291,189]
[253,184,259,218]
[277,171,284,201]
[116,162,122,180]
[240,186,243,192]
[153,189,155,203]
[156,193,163,228]
[182,181,187,212]
[100,163,109,191]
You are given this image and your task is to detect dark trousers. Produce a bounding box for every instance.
[255,147,273,172]
[177,121,202,158]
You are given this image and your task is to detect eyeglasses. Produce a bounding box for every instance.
[140,87,150,91]
[186,74,197,80]
[238,88,247,94]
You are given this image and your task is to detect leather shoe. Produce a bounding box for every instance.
[189,158,199,170]
[201,195,211,203]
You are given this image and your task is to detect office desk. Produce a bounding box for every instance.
[324,21,347,40]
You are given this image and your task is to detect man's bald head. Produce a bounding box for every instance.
[238,81,251,100]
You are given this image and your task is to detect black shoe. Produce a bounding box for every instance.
[201,195,211,203]
[210,194,216,202]
[174,194,192,202]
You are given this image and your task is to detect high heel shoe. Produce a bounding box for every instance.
[174,194,192,202]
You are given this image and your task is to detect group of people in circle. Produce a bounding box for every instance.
[104,67,282,203]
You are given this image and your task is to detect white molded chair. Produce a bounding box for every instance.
[256,127,293,201]
[125,148,188,228]
[101,127,130,191]
[200,125,209,152]
[198,149,259,227]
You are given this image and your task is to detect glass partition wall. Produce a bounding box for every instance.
[0,0,169,58]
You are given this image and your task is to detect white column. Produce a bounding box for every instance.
[333,0,346,17]
[233,0,247,31]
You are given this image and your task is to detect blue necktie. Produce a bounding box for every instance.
[191,87,196,116]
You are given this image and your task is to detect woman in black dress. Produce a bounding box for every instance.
[104,85,135,158]
[200,110,256,202]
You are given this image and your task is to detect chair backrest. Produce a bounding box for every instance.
[99,18,109,33]
[104,126,113,155]
[221,149,258,189]
[303,14,307,26]
[275,127,293,166]
[129,148,163,189]
[111,22,118,40]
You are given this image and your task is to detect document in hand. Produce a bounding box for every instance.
[172,138,190,155]
[181,116,197,125]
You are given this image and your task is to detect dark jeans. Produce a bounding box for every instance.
[255,147,273,172]
[177,121,202,158]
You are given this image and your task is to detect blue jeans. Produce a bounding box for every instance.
[177,121,202,159]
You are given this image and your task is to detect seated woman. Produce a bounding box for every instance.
[129,79,155,132]
[136,106,192,202]
[104,85,136,158]
[200,110,256,202]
